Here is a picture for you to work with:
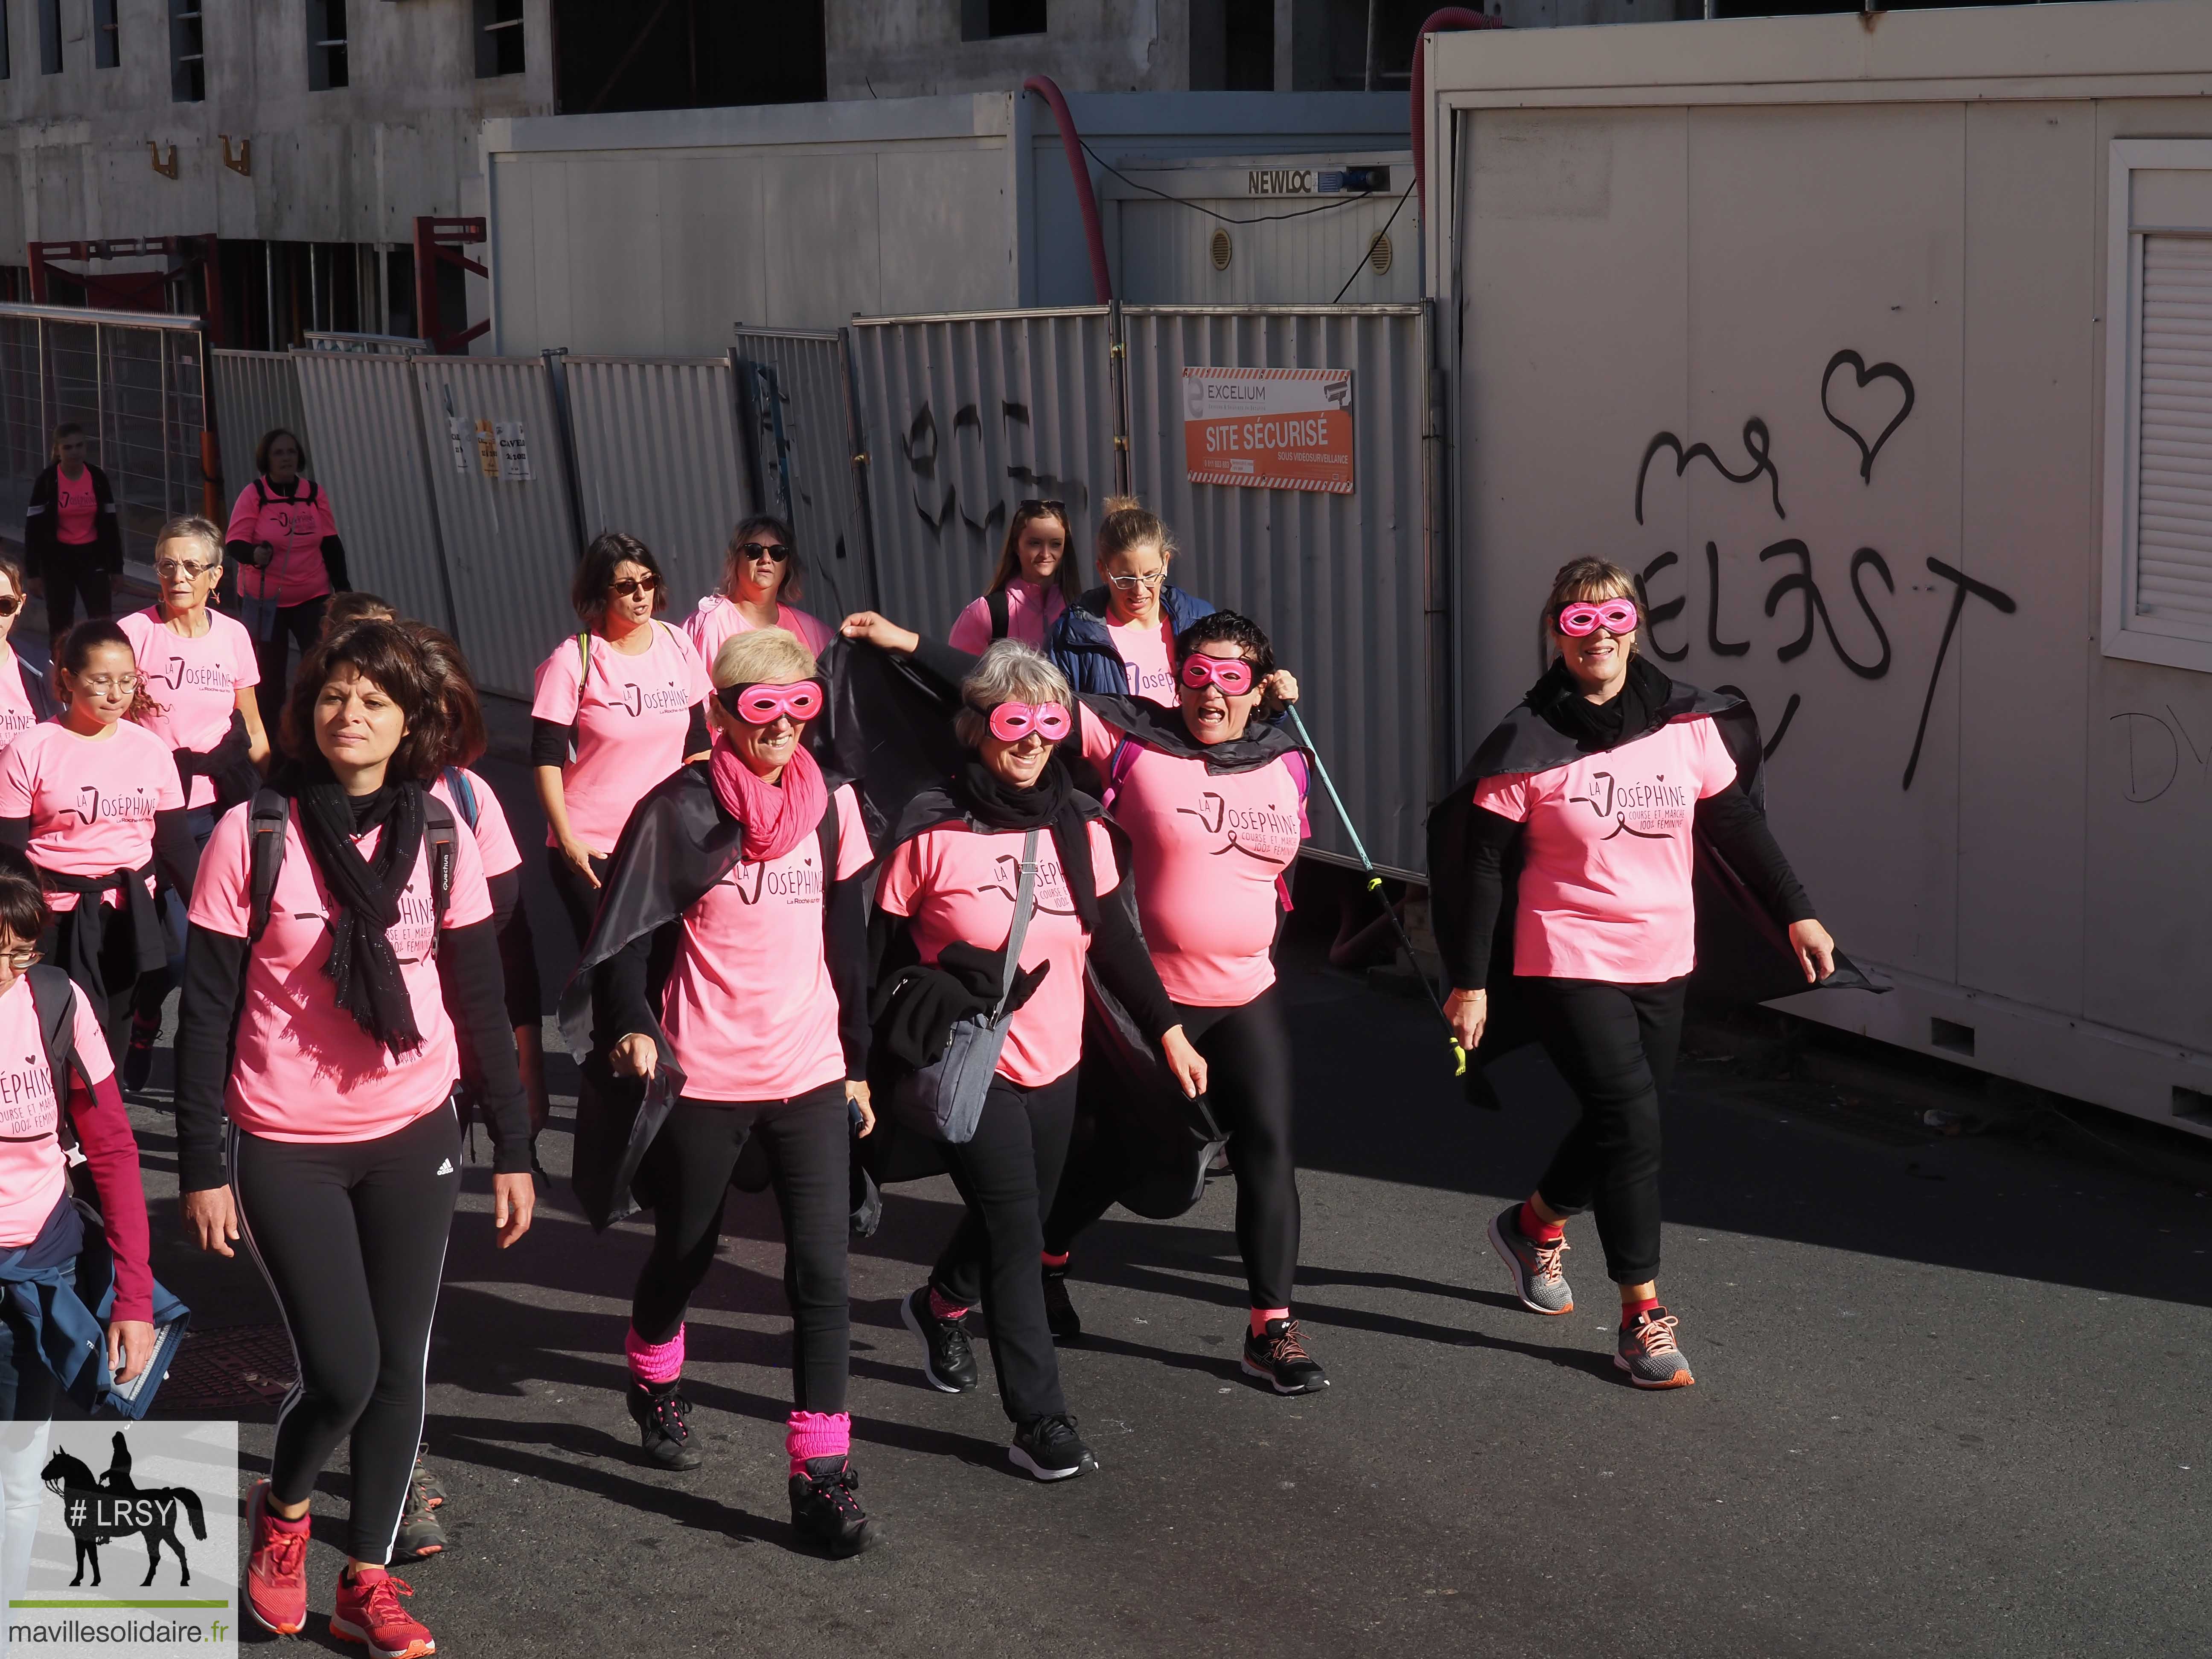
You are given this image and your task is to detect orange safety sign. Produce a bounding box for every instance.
[1182,367,1355,495]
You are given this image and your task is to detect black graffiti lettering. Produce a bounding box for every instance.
[902,399,1089,542]
[1821,350,1915,484]
[1756,540,1894,679]
[1635,419,1784,525]
[1764,692,1802,760]
[1636,551,1689,664]
[1704,543,1750,658]
[2110,711,2181,803]
[1902,557,2018,791]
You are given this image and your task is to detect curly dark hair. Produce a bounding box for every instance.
[55,620,159,724]
[282,618,456,781]
[403,622,489,769]
[572,531,668,627]
[1173,609,1275,681]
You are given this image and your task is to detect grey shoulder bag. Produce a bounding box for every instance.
[892,828,1041,1144]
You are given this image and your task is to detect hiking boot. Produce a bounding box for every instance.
[1616,1306,1696,1390]
[900,1286,978,1393]
[1042,1262,1081,1344]
[412,1444,445,1508]
[330,1567,434,1659]
[626,1379,704,1470]
[789,1456,882,1558]
[1009,1415,1097,1482]
[1240,1318,1330,1395]
[1488,1204,1575,1316]
[244,1480,307,1637]
[393,1460,445,1560]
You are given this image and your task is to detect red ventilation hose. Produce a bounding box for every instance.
[1412,9,1507,233]
[1024,76,1114,306]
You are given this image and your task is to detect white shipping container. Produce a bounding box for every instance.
[1426,0,2212,1141]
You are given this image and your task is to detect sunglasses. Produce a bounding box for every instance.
[722,680,824,725]
[736,541,792,563]
[0,597,18,619]
[1179,655,1255,696]
[1554,598,1640,637]
[609,574,660,598]
[987,701,1072,743]
[155,558,217,579]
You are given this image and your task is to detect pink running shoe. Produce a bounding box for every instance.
[331,1568,436,1659]
[244,1480,307,1637]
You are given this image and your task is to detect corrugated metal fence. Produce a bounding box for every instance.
[733,328,879,626]
[211,350,307,492]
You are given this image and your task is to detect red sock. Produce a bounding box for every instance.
[1040,1251,1069,1269]
[1621,1294,1660,1327]
[928,1286,970,1322]
[1519,1201,1564,1244]
[265,1507,309,1535]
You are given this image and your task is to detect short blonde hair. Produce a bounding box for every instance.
[712,625,815,690]
[1539,557,1640,662]
[956,640,1071,748]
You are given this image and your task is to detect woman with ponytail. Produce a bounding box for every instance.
[1048,498,1214,705]
[174,618,533,1652]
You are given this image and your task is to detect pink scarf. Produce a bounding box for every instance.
[708,732,829,862]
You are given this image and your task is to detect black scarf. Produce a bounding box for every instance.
[1076,690,1303,775]
[1526,653,1672,754]
[955,754,1101,933]
[283,761,427,1056]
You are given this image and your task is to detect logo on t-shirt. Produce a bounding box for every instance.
[722,856,822,907]
[69,783,159,826]
[1121,659,1173,699]
[144,655,234,694]
[977,853,1080,916]
[1175,792,1301,864]
[617,680,691,718]
[0,1051,55,1140]
[1568,771,1690,841]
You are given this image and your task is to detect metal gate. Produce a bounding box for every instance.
[210,350,306,498]
[733,328,880,628]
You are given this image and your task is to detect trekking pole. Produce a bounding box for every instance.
[1288,707,1468,1079]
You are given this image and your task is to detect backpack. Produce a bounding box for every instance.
[26,965,84,1132]
[441,765,480,832]
[246,786,457,946]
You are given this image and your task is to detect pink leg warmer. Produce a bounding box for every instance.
[786,1411,851,1477]
[928,1287,970,1322]
[1249,1306,1291,1339]
[625,1323,684,1386]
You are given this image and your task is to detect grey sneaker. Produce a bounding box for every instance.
[1487,1205,1574,1315]
[1615,1306,1696,1389]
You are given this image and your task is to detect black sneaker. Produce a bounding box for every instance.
[788,1456,882,1558]
[1241,1318,1330,1395]
[121,1016,159,1095]
[392,1460,446,1560]
[1042,1263,1081,1344]
[899,1286,978,1393]
[1009,1415,1097,1482]
[626,1379,704,1470]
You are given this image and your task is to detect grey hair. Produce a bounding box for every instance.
[956,640,1072,748]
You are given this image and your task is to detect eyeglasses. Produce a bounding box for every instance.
[0,597,19,619]
[723,680,825,725]
[0,949,39,972]
[736,541,792,563]
[986,701,1072,743]
[155,558,217,579]
[76,675,138,693]
[1179,655,1255,696]
[1105,571,1165,593]
[608,574,661,598]
[1554,598,1640,638]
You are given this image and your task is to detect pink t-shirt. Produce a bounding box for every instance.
[118,607,261,810]
[54,470,98,545]
[660,785,872,1102]
[530,621,712,854]
[0,971,113,1246]
[0,649,38,755]
[1080,708,1307,1007]
[0,722,185,911]
[684,594,835,673]
[1107,615,1179,706]
[187,796,495,1143]
[431,766,521,879]
[1472,715,1740,985]
[949,581,1069,655]
[227,477,339,608]
[876,820,1119,1088]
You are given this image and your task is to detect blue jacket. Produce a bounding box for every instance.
[1048,584,1216,699]
[0,1203,189,1420]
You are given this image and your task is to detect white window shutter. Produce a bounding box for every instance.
[2136,235,2212,624]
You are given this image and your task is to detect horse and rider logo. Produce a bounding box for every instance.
[40,1432,207,1587]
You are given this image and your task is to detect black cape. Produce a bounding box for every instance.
[1427,671,1883,1087]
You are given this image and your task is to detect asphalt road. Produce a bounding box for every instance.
[123,757,2211,1659]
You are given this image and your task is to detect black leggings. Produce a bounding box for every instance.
[931,1068,1078,1424]
[1521,975,1687,1286]
[248,594,327,731]
[42,559,111,642]
[632,1084,850,1414]
[1046,987,1301,1310]
[231,1103,460,1566]
[545,844,611,950]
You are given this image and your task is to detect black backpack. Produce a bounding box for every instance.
[986,588,1012,642]
[245,786,458,945]
[27,965,84,1127]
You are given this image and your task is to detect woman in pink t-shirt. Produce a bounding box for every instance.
[0,556,57,756]
[867,639,1203,1482]
[23,424,122,653]
[683,513,835,667]
[1046,497,1216,706]
[225,429,350,731]
[1432,559,1838,1391]
[531,532,712,946]
[948,499,1080,654]
[174,619,532,1651]
[576,626,881,1554]
[0,621,198,1063]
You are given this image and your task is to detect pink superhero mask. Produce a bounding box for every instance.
[722,680,825,725]
[1554,598,1640,637]
[1178,654,1256,696]
[986,701,1072,743]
